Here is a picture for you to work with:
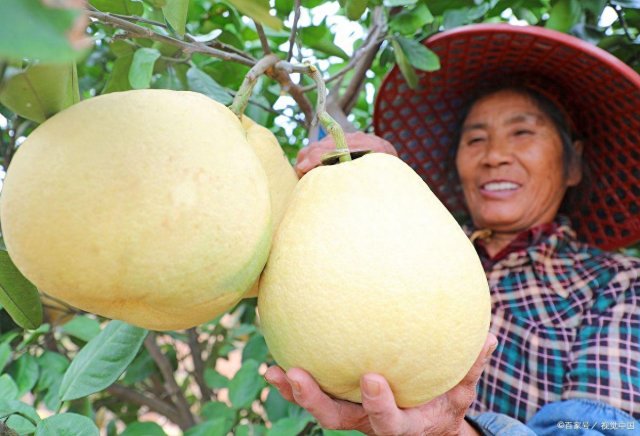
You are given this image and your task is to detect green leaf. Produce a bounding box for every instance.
[184,418,233,436]
[236,424,267,436]
[129,48,161,89]
[36,352,69,392]
[35,413,98,436]
[58,321,148,401]
[121,421,167,436]
[389,3,434,34]
[264,388,289,422]
[0,0,87,63]
[162,0,189,36]
[122,349,156,385]
[346,0,368,20]
[442,9,471,29]
[300,25,350,60]
[242,333,269,363]
[227,360,266,409]
[0,343,11,372]
[391,38,418,89]
[0,63,79,123]
[395,36,440,71]
[186,66,232,104]
[17,323,50,351]
[9,353,39,397]
[204,367,230,389]
[89,0,144,15]
[226,0,283,30]
[0,374,19,400]
[546,0,583,32]
[268,416,313,436]
[0,251,42,329]
[61,316,102,342]
[0,399,41,425]
[103,54,134,94]
[200,401,236,422]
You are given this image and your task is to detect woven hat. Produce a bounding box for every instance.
[373,23,640,250]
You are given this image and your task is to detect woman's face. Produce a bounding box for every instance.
[455,90,581,233]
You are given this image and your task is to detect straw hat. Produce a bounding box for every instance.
[373,23,640,250]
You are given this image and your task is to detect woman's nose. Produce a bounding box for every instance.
[480,138,513,167]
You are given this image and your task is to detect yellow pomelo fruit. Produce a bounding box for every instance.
[1,89,272,331]
[240,116,298,299]
[258,152,491,407]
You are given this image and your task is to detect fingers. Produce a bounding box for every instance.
[294,132,398,177]
[286,368,369,431]
[264,366,295,402]
[360,373,411,435]
[459,332,498,390]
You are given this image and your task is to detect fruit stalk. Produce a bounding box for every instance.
[229,54,282,118]
[307,65,351,163]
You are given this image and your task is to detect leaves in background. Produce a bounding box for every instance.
[121,421,167,436]
[0,0,88,63]
[389,3,434,34]
[395,36,440,71]
[546,0,583,32]
[129,48,161,89]
[226,0,283,30]
[89,0,144,15]
[162,0,189,36]
[227,359,266,409]
[58,321,148,401]
[61,316,102,342]
[300,25,350,59]
[391,37,418,88]
[346,0,369,20]
[186,66,233,104]
[0,63,79,123]
[0,251,42,330]
[35,413,98,436]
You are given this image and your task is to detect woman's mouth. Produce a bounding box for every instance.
[479,181,522,198]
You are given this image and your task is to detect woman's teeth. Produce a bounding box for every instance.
[482,182,520,191]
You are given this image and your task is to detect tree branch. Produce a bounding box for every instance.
[88,10,255,66]
[106,384,182,425]
[144,333,196,430]
[301,6,387,94]
[287,0,302,62]
[339,7,387,112]
[254,22,272,54]
[187,329,212,402]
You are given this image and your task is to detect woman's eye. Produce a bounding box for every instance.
[467,137,485,145]
[514,129,533,136]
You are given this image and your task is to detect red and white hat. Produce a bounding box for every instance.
[373,23,640,250]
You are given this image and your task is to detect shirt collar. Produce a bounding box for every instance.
[464,216,580,298]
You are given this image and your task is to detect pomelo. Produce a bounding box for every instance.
[258,152,491,407]
[1,90,272,331]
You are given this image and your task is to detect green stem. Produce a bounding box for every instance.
[229,54,281,119]
[307,65,351,162]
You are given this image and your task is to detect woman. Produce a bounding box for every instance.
[265,24,640,435]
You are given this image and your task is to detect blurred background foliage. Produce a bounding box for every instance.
[0,0,638,435]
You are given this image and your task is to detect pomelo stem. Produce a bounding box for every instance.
[229,54,281,119]
[307,65,351,163]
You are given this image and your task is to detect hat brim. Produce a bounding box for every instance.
[373,23,640,250]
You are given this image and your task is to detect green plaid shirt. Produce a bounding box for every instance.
[466,216,640,422]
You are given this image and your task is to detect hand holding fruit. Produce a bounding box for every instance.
[264,333,498,436]
[295,132,398,177]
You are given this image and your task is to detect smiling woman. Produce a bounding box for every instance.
[455,88,583,256]
[264,23,640,436]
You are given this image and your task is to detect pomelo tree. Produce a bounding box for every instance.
[0,1,637,435]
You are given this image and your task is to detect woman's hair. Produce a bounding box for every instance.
[448,82,588,212]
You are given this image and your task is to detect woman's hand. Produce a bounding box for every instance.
[295,132,398,177]
[264,333,498,436]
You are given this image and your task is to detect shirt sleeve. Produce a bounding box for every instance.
[561,274,640,418]
[526,399,638,435]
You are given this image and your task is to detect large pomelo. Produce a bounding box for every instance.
[1,90,272,331]
[240,116,298,299]
[258,152,490,407]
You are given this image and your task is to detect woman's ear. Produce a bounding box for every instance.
[567,139,584,187]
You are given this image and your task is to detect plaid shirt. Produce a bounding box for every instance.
[465,215,640,422]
